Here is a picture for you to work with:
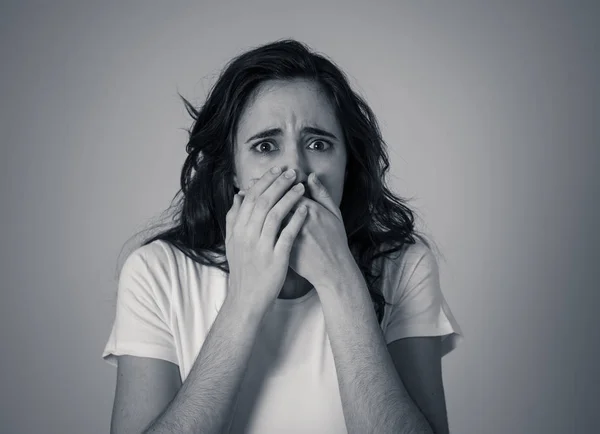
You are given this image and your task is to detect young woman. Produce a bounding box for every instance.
[102,39,462,434]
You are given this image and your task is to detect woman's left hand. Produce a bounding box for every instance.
[288,173,355,289]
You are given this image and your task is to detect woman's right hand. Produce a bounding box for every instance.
[225,166,307,310]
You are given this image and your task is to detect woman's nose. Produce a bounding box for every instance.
[281,168,311,197]
[289,170,308,185]
[284,168,309,185]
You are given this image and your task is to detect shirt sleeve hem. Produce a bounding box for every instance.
[384,322,464,357]
[102,343,179,367]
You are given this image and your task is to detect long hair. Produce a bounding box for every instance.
[120,39,435,324]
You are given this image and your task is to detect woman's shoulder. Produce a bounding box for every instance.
[376,236,440,298]
[116,240,177,286]
[377,236,436,267]
[119,239,200,283]
[131,239,225,262]
[121,239,228,297]
[127,239,179,266]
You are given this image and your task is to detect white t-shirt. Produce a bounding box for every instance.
[102,239,463,433]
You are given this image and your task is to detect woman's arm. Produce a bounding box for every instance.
[316,260,435,434]
[387,337,449,434]
[111,356,182,433]
[140,296,266,434]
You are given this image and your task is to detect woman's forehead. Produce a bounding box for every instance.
[236,79,340,138]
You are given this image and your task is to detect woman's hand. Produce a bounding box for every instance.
[225,167,308,310]
[287,173,355,290]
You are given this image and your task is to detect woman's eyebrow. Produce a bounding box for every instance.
[245,126,338,144]
[303,126,338,140]
[245,128,282,143]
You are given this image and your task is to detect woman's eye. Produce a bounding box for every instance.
[251,140,331,153]
[253,141,275,153]
[308,140,331,151]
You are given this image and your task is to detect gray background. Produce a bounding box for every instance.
[1,1,598,433]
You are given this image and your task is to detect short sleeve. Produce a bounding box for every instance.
[101,244,178,367]
[383,243,463,357]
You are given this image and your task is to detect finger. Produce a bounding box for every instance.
[237,178,257,196]
[275,204,308,255]
[262,182,305,246]
[246,168,298,240]
[236,167,281,228]
[307,173,342,219]
[225,192,243,245]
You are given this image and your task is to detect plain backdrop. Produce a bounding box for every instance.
[1,1,598,433]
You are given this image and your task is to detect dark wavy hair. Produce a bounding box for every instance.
[120,39,435,324]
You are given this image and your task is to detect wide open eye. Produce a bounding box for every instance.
[251,139,332,154]
[252,141,277,153]
[307,140,332,151]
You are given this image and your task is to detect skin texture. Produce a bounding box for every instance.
[315,263,442,433]
[233,78,446,432]
[111,356,181,433]
[110,78,449,434]
[233,78,347,300]
[387,337,449,434]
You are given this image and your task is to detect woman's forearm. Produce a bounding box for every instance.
[144,296,266,434]
[317,263,433,434]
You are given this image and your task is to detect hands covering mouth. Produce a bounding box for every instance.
[242,178,311,232]
[279,182,310,231]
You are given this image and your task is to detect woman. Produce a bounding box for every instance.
[102,39,462,434]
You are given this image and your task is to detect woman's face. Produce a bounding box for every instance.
[233,78,347,208]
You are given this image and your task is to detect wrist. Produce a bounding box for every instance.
[222,291,270,327]
[317,261,372,314]
[317,254,364,294]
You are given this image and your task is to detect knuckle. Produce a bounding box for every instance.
[255,196,270,210]
[256,241,269,255]
[280,233,293,245]
[244,192,257,203]
[277,175,291,185]
[240,234,253,247]
[232,225,245,240]
[267,209,282,224]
